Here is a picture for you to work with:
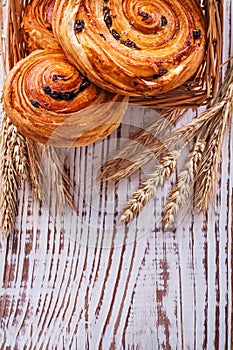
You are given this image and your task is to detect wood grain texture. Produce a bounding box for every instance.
[0,1,232,349]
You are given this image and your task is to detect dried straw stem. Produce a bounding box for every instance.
[204,0,223,98]
[120,150,180,223]
[7,0,26,69]
[99,108,185,182]
[41,146,77,213]
[26,140,43,202]
[163,139,206,230]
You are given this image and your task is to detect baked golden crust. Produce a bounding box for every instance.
[53,0,206,96]
[3,50,128,147]
[21,0,60,52]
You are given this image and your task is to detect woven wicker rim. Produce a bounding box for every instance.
[1,0,223,109]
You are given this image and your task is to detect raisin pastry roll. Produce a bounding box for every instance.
[53,0,206,96]
[21,0,60,52]
[3,50,128,147]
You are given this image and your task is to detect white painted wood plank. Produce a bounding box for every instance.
[0,1,232,349]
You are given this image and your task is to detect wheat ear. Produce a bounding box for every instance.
[194,92,233,212]
[118,103,224,224]
[0,115,29,236]
[119,150,181,223]
[163,139,206,230]
[193,65,233,212]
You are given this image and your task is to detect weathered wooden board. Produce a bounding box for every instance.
[0,1,232,349]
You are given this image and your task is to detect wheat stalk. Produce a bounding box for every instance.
[194,86,233,212]
[163,139,206,230]
[12,128,28,180]
[120,64,233,224]
[0,114,77,235]
[116,105,222,224]
[0,115,29,236]
[119,150,181,223]
[40,146,77,213]
[193,65,233,213]
[26,140,43,202]
[98,108,185,182]
[164,65,233,222]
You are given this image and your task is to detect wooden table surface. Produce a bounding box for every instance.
[0,2,232,349]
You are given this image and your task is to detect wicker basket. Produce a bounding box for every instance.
[2,0,223,109]
[0,0,225,237]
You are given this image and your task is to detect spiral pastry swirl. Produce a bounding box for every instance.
[21,0,60,52]
[53,0,206,96]
[3,50,128,147]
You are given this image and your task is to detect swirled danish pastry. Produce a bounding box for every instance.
[53,0,206,96]
[3,50,128,147]
[21,0,60,52]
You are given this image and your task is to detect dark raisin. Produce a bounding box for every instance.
[79,78,90,92]
[103,6,110,14]
[50,91,61,100]
[99,33,106,40]
[52,74,66,82]
[44,85,69,101]
[161,16,168,27]
[43,86,52,94]
[111,29,121,41]
[153,69,168,79]
[30,99,40,108]
[103,7,114,28]
[186,40,191,46]
[60,92,71,101]
[43,78,90,101]
[159,69,168,75]
[104,12,112,28]
[47,27,53,31]
[193,29,201,39]
[123,39,140,50]
[51,90,72,101]
[74,19,85,33]
[134,82,139,86]
[138,11,149,21]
